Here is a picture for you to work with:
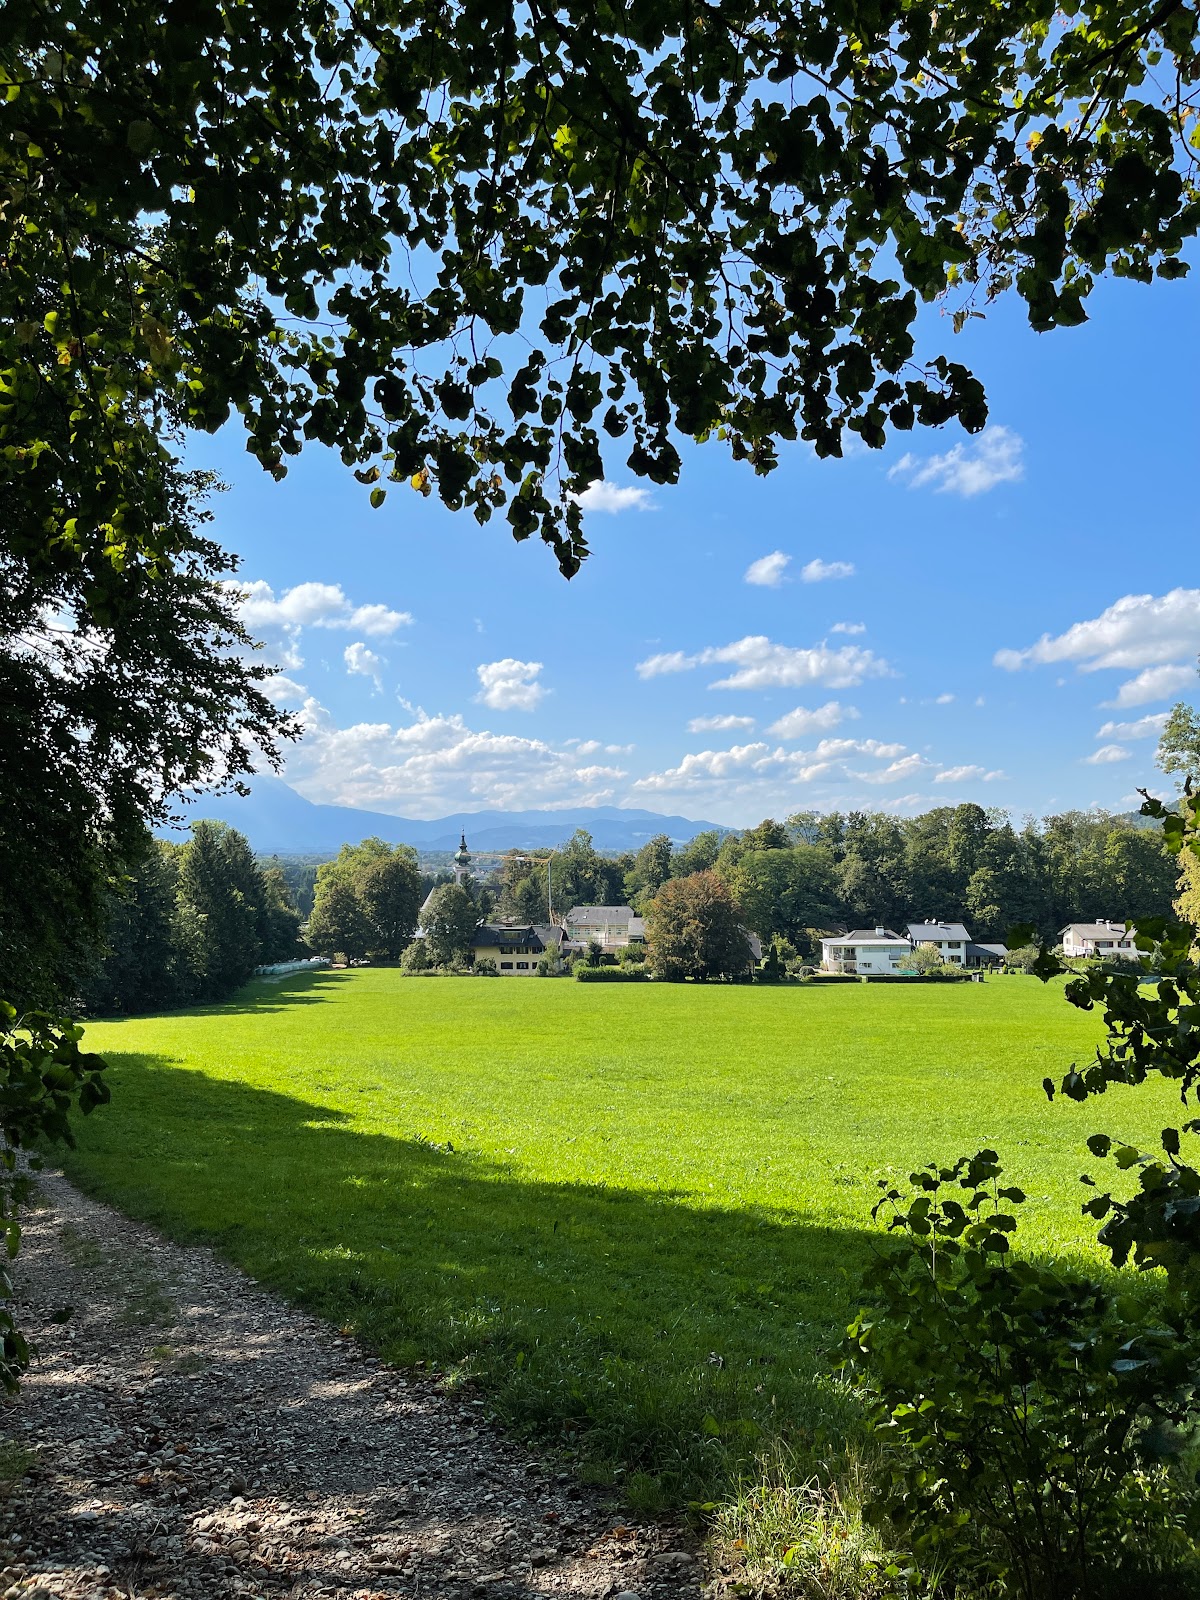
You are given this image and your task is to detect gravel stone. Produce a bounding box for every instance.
[2,1170,703,1600]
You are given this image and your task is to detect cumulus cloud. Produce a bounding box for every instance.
[934,765,1006,784]
[889,425,1024,496]
[801,558,855,583]
[234,580,411,637]
[860,753,936,785]
[1095,711,1171,741]
[744,551,790,587]
[766,701,859,739]
[572,480,652,513]
[1104,664,1197,708]
[935,693,955,705]
[636,635,891,691]
[475,658,547,712]
[996,590,1200,675]
[286,700,627,815]
[262,674,308,705]
[831,621,866,635]
[1085,744,1132,765]
[688,714,757,734]
[344,642,385,690]
[629,731,911,806]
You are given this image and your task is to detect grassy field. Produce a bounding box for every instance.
[69,971,1177,1508]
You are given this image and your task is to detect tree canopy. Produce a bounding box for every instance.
[5,0,1197,582]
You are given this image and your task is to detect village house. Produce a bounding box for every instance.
[820,927,913,974]
[563,905,645,955]
[907,921,1003,969]
[1059,919,1139,960]
[470,922,567,974]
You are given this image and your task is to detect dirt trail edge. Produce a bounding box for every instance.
[1,1171,705,1600]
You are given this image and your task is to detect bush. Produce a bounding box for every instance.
[574,965,649,983]
[400,938,430,974]
[617,942,647,965]
[845,1149,1199,1598]
[808,972,861,984]
[474,958,499,976]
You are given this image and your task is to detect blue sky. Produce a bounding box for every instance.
[194,271,1200,827]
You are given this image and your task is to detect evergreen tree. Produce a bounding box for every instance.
[175,821,262,998]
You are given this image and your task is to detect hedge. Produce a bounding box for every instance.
[574,965,650,983]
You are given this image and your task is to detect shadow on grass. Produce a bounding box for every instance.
[63,1052,877,1507]
[171,968,355,1020]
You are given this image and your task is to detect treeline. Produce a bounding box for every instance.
[498,803,1179,951]
[83,821,304,1014]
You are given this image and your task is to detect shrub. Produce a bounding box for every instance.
[617,942,647,965]
[574,965,649,983]
[474,958,499,976]
[400,938,431,974]
[845,1149,1198,1599]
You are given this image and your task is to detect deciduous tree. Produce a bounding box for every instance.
[645,872,752,982]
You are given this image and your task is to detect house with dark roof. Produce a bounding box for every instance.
[470,922,567,975]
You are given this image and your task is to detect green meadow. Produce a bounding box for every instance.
[70,972,1175,1507]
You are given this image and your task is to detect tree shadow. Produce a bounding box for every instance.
[169,967,354,1019]
[62,1054,877,1504]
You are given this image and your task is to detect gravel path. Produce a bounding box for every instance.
[0,1172,705,1600]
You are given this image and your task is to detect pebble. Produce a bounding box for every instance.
[2,1169,705,1600]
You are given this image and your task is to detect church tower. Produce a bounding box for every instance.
[453,832,472,887]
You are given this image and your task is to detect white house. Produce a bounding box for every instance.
[820,927,912,974]
[1059,920,1139,960]
[564,905,645,954]
[906,921,971,965]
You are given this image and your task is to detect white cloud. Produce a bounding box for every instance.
[766,701,859,739]
[1095,711,1171,741]
[572,480,652,513]
[344,642,385,690]
[996,591,1200,674]
[636,636,891,691]
[1085,744,1132,765]
[1104,664,1196,708]
[286,701,627,815]
[860,753,936,785]
[234,580,411,637]
[688,714,757,734]
[807,738,906,760]
[263,673,308,705]
[744,551,791,587]
[934,765,1006,784]
[475,658,547,712]
[889,425,1024,497]
[935,693,955,705]
[831,621,866,635]
[800,558,855,583]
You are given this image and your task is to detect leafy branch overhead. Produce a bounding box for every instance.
[3,1,1198,576]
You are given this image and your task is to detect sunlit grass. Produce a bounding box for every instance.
[69,971,1172,1507]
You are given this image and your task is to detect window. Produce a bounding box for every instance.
[516,961,529,970]
[501,961,513,970]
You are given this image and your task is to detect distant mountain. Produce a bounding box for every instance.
[161,773,732,855]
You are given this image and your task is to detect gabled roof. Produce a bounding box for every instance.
[822,928,909,946]
[1060,921,1134,939]
[565,905,637,924]
[974,942,1009,957]
[907,921,972,942]
[473,923,546,952]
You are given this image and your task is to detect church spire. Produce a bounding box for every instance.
[453,832,472,886]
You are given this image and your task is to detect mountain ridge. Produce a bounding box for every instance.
[162,774,732,855]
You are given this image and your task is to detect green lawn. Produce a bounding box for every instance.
[69,972,1175,1507]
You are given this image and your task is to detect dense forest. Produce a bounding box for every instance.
[496,803,1179,954]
